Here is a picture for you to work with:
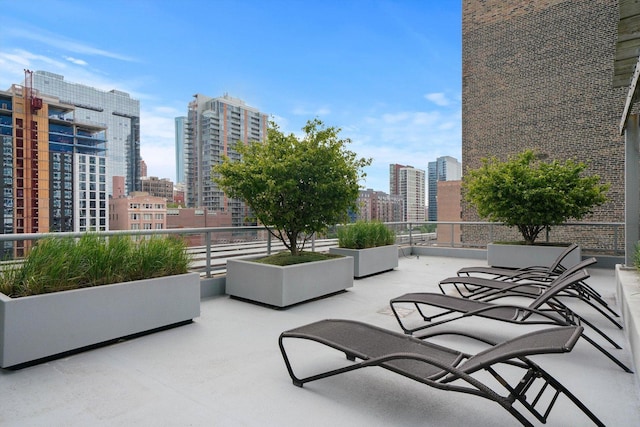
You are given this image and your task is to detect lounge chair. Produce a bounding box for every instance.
[440,257,620,328]
[457,242,580,279]
[390,269,633,373]
[279,319,604,426]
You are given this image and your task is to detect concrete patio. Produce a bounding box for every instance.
[1,255,639,426]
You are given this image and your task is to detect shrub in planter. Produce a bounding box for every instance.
[332,221,398,278]
[463,150,609,245]
[215,119,370,305]
[337,221,395,249]
[214,118,371,262]
[0,234,191,297]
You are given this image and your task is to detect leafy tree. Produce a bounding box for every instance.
[214,119,371,256]
[463,150,609,245]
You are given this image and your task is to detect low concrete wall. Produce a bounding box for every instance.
[616,265,640,380]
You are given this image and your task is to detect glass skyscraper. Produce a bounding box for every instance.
[32,71,141,196]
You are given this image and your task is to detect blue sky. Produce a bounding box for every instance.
[0,0,462,192]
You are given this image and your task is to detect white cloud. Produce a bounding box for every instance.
[6,27,136,62]
[64,56,88,66]
[341,107,462,191]
[424,92,450,106]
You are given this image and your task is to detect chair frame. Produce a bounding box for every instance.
[390,269,633,373]
[279,319,604,427]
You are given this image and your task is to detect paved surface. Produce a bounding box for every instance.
[1,255,639,426]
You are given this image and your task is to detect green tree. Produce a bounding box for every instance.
[214,119,371,256]
[463,150,609,245]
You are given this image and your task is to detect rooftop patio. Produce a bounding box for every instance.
[1,255,639,426]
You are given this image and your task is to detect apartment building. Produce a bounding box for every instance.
[185,94,268,227]
[31,70,141,196]
[389,164,425,223]
[1,81,108,257]
[427,156,461,221]
[140,176,174,202]
[109,191,166,232]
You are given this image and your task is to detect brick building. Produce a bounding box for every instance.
[109,192,166,232]
[462,0,626,245]
[165,207,233,246]
[140,176,174,202]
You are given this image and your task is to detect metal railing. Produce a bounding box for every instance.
[0,221,624,278]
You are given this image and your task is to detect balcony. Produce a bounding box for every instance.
[0,225,638,425]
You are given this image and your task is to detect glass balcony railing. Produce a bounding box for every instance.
[0,221,625,278]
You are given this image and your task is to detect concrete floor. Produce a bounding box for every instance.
[1,255,638,426]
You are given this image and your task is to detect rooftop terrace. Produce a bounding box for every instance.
[1,255,639,426]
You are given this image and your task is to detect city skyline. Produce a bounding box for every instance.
[0,0,462,193]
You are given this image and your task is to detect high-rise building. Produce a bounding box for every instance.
[185,94,268,227]
[175,116,187,184]
[1,78,108,257]
[390,164,425,223]
[462,0,624,240]
[428,156,461,221]
[31,70,141,196]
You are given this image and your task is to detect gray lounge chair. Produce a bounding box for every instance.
[457,242,580,279]
[440,257,620,328]
[279,319,604,426]
[390,269,633,373]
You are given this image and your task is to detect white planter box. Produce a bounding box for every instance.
[0,272,201,369]
[616,265,640,378]
[487,243,581,269]
[329,245,398,278]
[226,256,353,308]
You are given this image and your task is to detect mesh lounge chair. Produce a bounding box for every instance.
[457,242,580,279]
[389,269,633,373]
[279,319,604,426]
[440,258,620,328]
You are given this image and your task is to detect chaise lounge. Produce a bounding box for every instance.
[279,319,604,426]
[389,269,633,373]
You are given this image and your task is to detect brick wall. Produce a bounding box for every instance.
[462,0,625,244]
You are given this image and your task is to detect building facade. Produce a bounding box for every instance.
[185,94,268,227]
[32,70,141,196]
[355,189,404,223]
[436,180,462,246]
[175,116,187,184]
[140,176,174,202]
[2,80,108,258]
[390,164,426,222]
[462,0,625,244]
[428,156,462,221]
[109,191,166,233]
[401,167,426,223]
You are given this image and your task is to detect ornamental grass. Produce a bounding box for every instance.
[0,234,191,298]
[337,221,396,250]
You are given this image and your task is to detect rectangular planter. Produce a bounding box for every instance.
[0,272,201,369]
[487,243,581,269]
[615,265,640,379]
[226,256,353,308]
[329,245,398,278]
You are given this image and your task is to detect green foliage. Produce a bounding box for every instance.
[337,221,396,249]
[214,118,371,256]
[253,251,341,266]
[0,234,191,297]
[463,150,609,245]
[634,242,640,271]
